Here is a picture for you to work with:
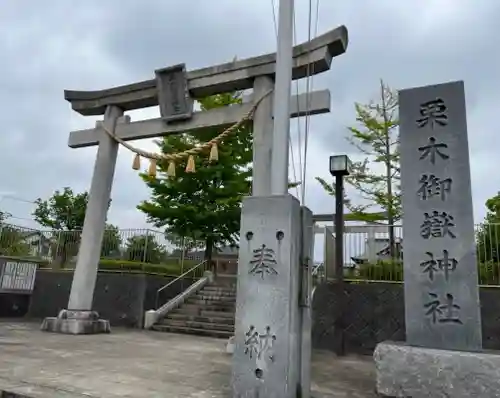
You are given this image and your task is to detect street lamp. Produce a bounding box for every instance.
[329,154,352,176]
[329,154,351,357]
[329,155,351,274]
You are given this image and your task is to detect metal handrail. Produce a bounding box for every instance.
[312,262,325,279]
[311,262,325,299]
[155,260,208,309]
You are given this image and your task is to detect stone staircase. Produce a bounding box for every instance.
[151,281,236,339]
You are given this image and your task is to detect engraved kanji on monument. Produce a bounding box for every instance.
[399,81,482,351]
[232,195,301,396]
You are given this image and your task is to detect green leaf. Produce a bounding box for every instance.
[321,80,400,222]
[138,92,254,260]
[316,79,400,228]
[31,188,120,267]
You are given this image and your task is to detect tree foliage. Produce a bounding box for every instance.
[125,234,166,264]
[138,93,252,261]
[317,80,400,219]
[165,232,203,259]
[0,225,31,257]
[102,224,122,258]
[33,187,89,230]
[477,192,500,263]
[165,232,202,250]
[0,211,10,223]
[32,187,120,267]
[316,80,400,255]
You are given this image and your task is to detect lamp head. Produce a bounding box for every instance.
[329,154,352,176]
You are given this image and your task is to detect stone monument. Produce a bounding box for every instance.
[374,80,500,397]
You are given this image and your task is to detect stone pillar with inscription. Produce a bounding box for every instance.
[401,80,481,351]
[374,81,500,398]
[231,195,302,397]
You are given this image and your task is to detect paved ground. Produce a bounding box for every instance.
[0,321,376,397]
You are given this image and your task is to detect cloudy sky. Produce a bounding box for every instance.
[1,0,499,242]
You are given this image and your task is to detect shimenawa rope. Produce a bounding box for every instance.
[101,89,273,178]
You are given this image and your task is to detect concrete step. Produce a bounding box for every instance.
[161,319,235,332]
[201,286,236,296]
[173,304,235,314]
[167,313,235,325]
[192,294,236,302]
[200,310,235,319]
[198,289,236,296]
[151,324,233,339]
[186,299,236,308]
[202,286,236,294]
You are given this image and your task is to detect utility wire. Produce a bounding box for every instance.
[271,0,300,198]
[292,14,303,195]
[1,195,36,204]
[6,214,34,222]
[300,0,321,205]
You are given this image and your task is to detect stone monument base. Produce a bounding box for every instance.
[374,341,500,397]
[41,310,110,335]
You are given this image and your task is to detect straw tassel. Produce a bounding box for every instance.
[209,143,219,162]
[167,160,176,177]
[132,154,141,170]
[185,155,196,173]
[148,159,157,177]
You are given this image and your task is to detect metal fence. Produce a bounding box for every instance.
[0,223,205,275]
[2,221,500,284]
[322,223,500,286]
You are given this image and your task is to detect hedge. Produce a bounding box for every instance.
[98,258,183,275]
[35,258,199,276]
[355,260,403,282]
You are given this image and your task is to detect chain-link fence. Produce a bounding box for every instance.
[0,223,205,275]
[332,223,500,285]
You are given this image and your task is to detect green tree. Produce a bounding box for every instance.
[32,187,117,268]
[0,211,9,223]
[165,232,201,249]
[33,187,89,230]
[125,233,166,264]
[139,92,253,262]
[477,192,500,263]
[316,80,400,257]
[102,224,122,258]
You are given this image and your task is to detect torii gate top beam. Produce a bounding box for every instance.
[64,25,348,116]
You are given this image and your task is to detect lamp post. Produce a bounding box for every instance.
[329,154,352,356]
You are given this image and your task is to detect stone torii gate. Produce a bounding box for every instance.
[41,24,348,397]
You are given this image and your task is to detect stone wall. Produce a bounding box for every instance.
[23,270,196,327]
[0,293,30,317]
[312,281,500,355]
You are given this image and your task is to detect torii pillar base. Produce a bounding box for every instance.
[41,310,110,335]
